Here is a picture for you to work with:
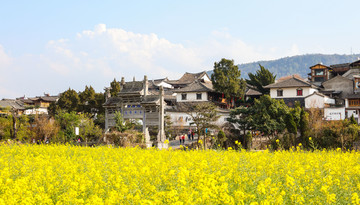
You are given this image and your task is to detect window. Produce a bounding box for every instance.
[277,89,283,97]
[349,99,360,107]
[296,88,303,96]
[181,93,187,100]
[196,93,202,100]
[314,77,324,82]
[315,69,324,76]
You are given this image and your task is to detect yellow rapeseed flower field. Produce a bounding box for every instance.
[0,144,360,204]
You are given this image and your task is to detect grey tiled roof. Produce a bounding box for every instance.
[264,76,316,89]
[20,99,35,104]
[330,63,350,68]
[305,92,326,98]
[103,97,122,106]
[246,88,262,96]
[120,81,144,93]
[322,75,352,86]
[350,60,360,67]
[24,96,59,103]
[40,96,58,102]
[174,81,213,93]
[142,95,160,104]
[345,93,360,99]
[0,99,25,110]
[168,71,208,85]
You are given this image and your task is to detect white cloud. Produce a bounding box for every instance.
[194,30,293,65]
[45,24,205,81]
[288,44,300,56]
[0,24,299,98]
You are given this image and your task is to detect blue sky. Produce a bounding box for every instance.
[0,0,359,98]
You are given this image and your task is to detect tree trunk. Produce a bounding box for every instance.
[204,130,207,150]
[243,128,246,147]
[12,114,17,139]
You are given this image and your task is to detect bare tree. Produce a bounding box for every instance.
[184,102,220,149]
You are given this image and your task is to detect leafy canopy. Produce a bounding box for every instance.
[251,95,289,138]
[110,78,121,97]
[246,64,276,95]
[57,88,80,113]
[211,58,246,100]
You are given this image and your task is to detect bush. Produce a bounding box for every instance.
[104,130,145,147]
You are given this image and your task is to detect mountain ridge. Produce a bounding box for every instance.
[207,54,360,79]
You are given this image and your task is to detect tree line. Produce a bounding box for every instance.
[0,86,106,144]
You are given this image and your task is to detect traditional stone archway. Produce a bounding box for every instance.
[103,76,167,148]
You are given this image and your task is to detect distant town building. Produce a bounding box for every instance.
[264,75,319,107]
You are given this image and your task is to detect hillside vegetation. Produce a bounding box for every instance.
[208,54,360,79]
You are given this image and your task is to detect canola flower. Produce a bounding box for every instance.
[0,144,359,204]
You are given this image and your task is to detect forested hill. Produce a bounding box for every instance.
[207,54,360,79]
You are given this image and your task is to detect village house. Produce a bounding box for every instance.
[0,99,25,115]
[304,59,360,122]
[245,86,262,101]
[308,63,331,86]
[19,95,59,115]
[168,78,230,129]
[264,75,319,107]
[304,92,335,109]
[103,72,232,147]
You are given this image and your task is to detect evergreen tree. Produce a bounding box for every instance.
[114,111,134,133]
[285,113,297,134]
[350,115,357,125]
[228,106,254,146]
[299,108,309,137]
[251,95,289,139]
[57,88,80,112]
[110,78,121,97]
[79,86,96,113]
[246,64,276,95]
[211,58,246,105]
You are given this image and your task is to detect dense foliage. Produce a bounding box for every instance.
[228,95,360,150]
[211,58,246,104]
[246,64,276,95]
[110,78,121,97]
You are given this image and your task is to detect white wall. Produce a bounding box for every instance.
[167,111,229,128]
[176,92,208,102]
[202,75,211,82]
[156,81,173,88]
[24,108,48,115]
[270,87,317,98]
[305,95,325,108]
[305,95,335,109]
[347,110,358,118]
[324,107,345,120]
[169,112,193,127]
[324,97,335,104]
